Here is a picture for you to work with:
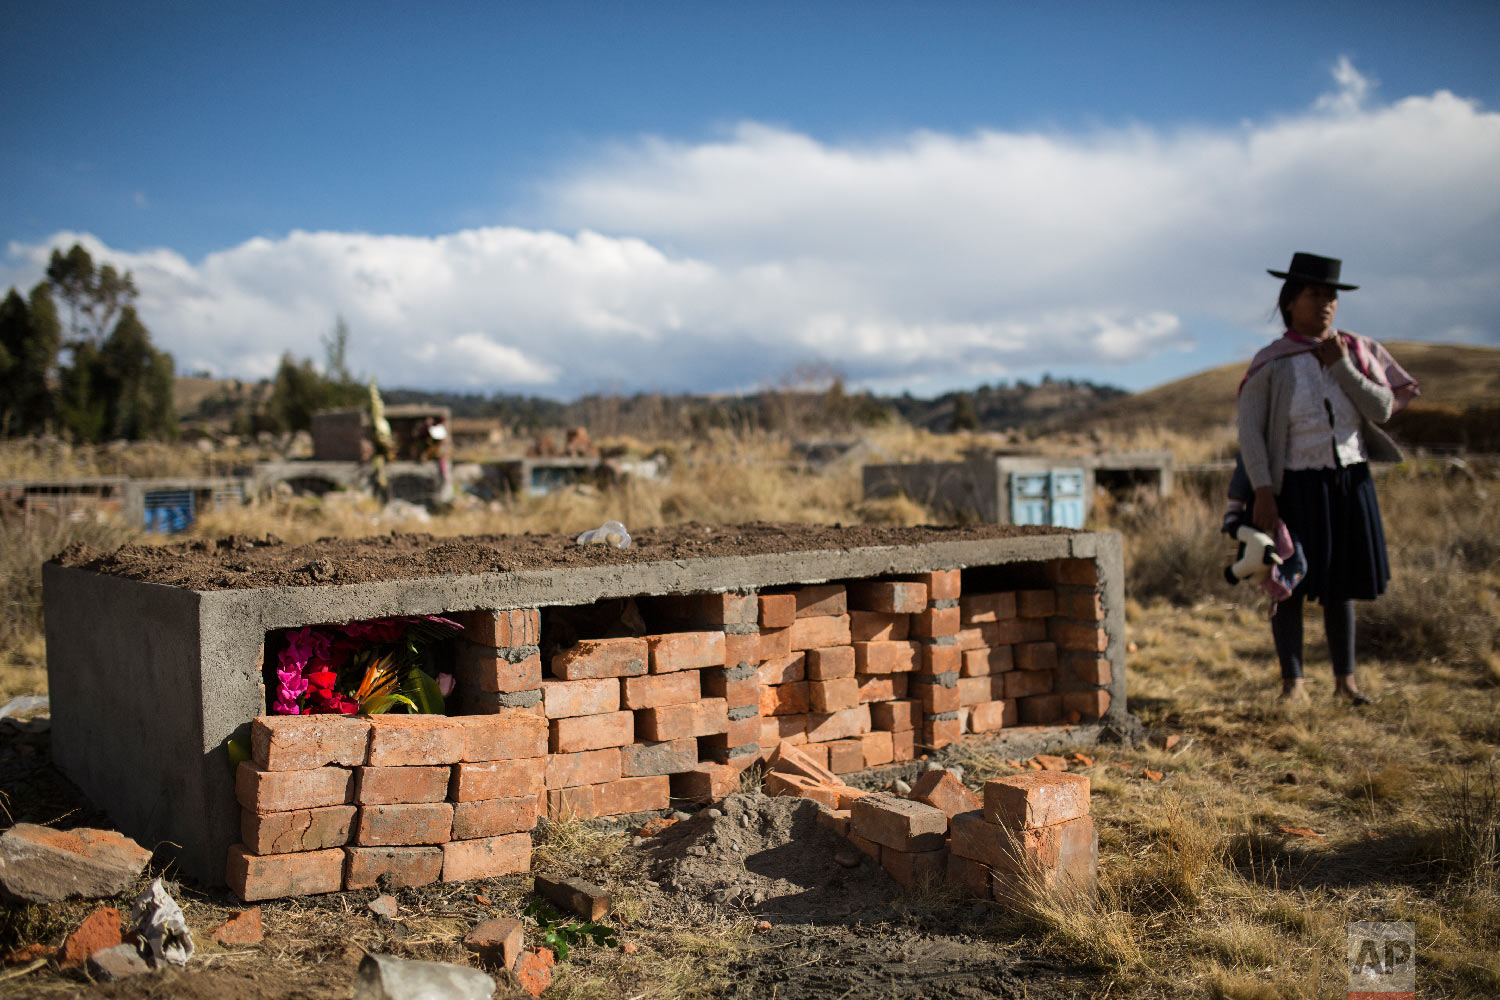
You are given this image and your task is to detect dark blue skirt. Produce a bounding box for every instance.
[1276,463,1390,604]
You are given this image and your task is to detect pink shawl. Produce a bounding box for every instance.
[1238,330,1421,413]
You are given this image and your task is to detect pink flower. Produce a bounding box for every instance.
[437,673,455,696]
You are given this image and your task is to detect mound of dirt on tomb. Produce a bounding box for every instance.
[52,520,1068,591]
[633,792,897,925]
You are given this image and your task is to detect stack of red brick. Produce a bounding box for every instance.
[230,711,544,901]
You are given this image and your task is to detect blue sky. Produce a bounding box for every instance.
[4,2,1499,399]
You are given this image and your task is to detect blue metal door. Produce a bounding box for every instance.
[143,489,196,533]
[1008,468,1086,528]
[1050,469,1086,528]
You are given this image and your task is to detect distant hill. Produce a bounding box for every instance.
[1057,341,1500,441]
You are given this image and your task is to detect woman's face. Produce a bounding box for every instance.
[1289,283,1338,336]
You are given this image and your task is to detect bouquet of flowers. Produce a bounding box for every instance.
[271,615,462,716]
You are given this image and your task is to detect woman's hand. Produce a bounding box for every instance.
[1253,487,1279,534]
[1313,335,1347,367]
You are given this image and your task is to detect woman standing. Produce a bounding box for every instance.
[1237,253,1419,704]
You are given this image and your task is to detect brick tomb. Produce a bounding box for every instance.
[231,565,1113,900]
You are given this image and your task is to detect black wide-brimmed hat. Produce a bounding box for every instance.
[1267,252,1358,290]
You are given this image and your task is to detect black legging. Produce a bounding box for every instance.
[1271,594,1355,681]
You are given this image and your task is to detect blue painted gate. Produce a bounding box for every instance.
[1008,468,1086,529]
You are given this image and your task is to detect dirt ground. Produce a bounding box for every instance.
[54,521,1066,591]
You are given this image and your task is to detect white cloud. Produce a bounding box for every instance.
[3,58,1497,397]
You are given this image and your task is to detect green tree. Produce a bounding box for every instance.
[45,243,137,345]
[258,317,366,432]
[950,391,978,432]
[97,306,176,440]
[0,283,63,436]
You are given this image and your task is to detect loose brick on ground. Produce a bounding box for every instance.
[850,792,948,852]
[355,802,454,846]
[550,711,634,753]
[209,908,263,946]
[988,815,1098,893]
[344,846,443,889]
[551,637,648,680]
[464,916,525,970]
[236,762,352,814]
[452,712,549,763]
[847,581,928,614]
[768,742,841,785]
[542,677,621,719]
[441,833,530,882]
[251,715,371,771]
[620,738,698,777]
[636,698,729,741]
[452,795,539,839]
[649,631,726,673]
[242,804,356,855]
[763,771,840,810]
[227,845,343,901]
[950,810,1008,866]
[367,715,466,767]
[620,671,701,710]
[59,906,121,968]
[535,874,613,921]
[453,757,547,801]
[356,765,451,805]
[947,853,994,898]
[881,846,948,888]
[983,771,1090,829]
[848,611,910,642]
[910,770,981,819]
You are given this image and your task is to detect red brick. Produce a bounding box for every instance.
[236,762,352,814]
[545,785,600,820]
[763,771,839,809]
[515,947,555,996]
[671,763,741,803]
[954,627,988,651]
[1015,642,1059,672]
[1004,670,1054,700]
[960,592,1016,624]
[718,714,764,747]
[596,775,671,815]
[980,619,1049,645]
[59,906,121,968]
[881,846,948,888]
[911,770,981,819]
[209,908,263,946]
[860,730,895,768]
[891,729,916,761]
[957,675,1003,706]
[551,637,648,680]
[456,608,539,647]
[1062,689,1111,720]
[759,652,806,685]
[367,715,466,767]
[357,765,451,805]
[759,627,792,659]
[674,592,757,625]
[355,802,454,846]
[635,699,728,741]
[452,795,539,839]
[951,810,1010,867]
[850,792,948,851]
[1069,590,1104,621]
[948,853,994,897]
[847,581,928,614]
[912,606,960,638]
[761,681,810,716]
[457,644,544,693]
[621,738,699,777]
[758,593,797,628]
[1067,652,1113,686]
[855,640,918,674]
[796,741,830,770]
[962,646,1012,676]
[465,916,525,970]
[227,844,343,901]
[849,611,910,642]
[857,674,903,703]
[870,699,916,732]
[768,742,840,784]
[550,711,634,752]
[917,569,961,601]
[805,645,856,680]
[701,672,759,707]
[808,677,859,712]
[620,671,701,710]
[818,807,851,838]
[921,643,962,674]
[649,631,726,673]
[441,833,530,881]
[983,771,1090,828]
[453,712,549,762]
[1017,590,1057,617]
[453,757,547,801]
[969,699,1015,733]
[344,846,443,889]
[825,738,864,773]
[242,805,356,854]
[1050,621,1109,652]
[788,615,852,651]
[989,815,1098,894]
[920,717,962,750]
[1047,559,1098,586]
[1017,693,1064,724]
[724,631,762,670]
[914,680,961,714]
[805,705,872,743]
[251,715,371,771]
[760,715,807,748]
[792,584,847,618]
[542,678,621,718]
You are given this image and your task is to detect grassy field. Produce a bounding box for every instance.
[1,429,1496,998]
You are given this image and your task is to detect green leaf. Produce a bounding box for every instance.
[225,737,251,772]
[401,667,446,715]
[361,692,418,715]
